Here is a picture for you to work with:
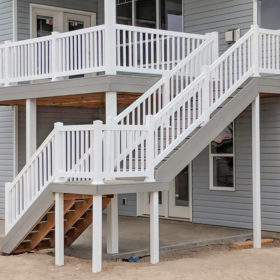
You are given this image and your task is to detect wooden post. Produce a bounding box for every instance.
[252,95,261,249]
[26,98,37,161]
[55,193,64,266]
[92,195,103,273]
[150,191,159,264]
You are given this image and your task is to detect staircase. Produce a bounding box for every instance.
[2,25,280,255]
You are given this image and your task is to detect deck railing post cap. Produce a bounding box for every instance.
[52,31,59,35]
[54,122,63,128]
[93,120,103,125]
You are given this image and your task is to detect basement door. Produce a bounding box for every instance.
[142,165,191,219]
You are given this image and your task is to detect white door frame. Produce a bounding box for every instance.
[30,4,96,38]
[137,164,193,220]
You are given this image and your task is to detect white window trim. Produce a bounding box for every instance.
[30,4,96,38]
[209,123,236,192]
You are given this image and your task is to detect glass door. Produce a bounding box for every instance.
[63,13,91,31]
[169,166,190,219]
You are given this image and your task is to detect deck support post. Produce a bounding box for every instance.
[150,191,159,264]
[252,94,261,249]
[55,193,64,266]
[92,195,103,273]
[104,0,116,75]
[26,98,37,161]
[105,91,119,253]
[107,195,119,254]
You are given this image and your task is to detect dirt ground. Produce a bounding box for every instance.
[1,243,280,280]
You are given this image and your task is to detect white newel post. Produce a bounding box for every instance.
[251,25,260,77]
[105,92,119,254]
[104,0,117,75]
[252,95,261,249]
[55,192,64,266]
[26,99,37,161]
[92,195,103,273]
[92,120,104,185]
[201,65,210,125]
[145,116,155,182]
[210,32,219,62]
[5,182,12,234]
[54,122,64,182]
[4,40,11,87]
[162,72,170,106]
[51,32,59,81]
[150,191,159,264]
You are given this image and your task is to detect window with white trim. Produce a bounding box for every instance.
[210,123,235,191]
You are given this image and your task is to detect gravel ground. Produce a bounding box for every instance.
[1,241,280,280]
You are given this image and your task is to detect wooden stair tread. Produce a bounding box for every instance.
[12,194,112,254]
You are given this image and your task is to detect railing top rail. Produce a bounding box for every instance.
[56,24,106,38]
[209,28,254,70]
[58,123,149,132]
[8,129,56,191]
[116,23,206,40]
[257,27,280,35]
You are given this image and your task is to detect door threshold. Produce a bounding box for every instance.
[141,214,191,222]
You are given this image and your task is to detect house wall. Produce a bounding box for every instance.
[0,0,13,42]
[0,107,14,219]
[18,106,105,170]
[183,0,254,54]
[16,0,99,41]
[192,96,280,232]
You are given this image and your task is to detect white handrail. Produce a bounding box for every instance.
[152,28,256,165]
[115,33,218,125]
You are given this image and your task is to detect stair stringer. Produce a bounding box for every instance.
[1,185,53,254]
[156,78,259,183]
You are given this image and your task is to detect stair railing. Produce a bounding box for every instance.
[115,32,219,126]
[152,28,256,166]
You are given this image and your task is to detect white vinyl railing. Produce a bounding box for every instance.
[5,130,56,233]
[0,24,208,86]
[5,121,152,233]
[6,25,280,235]
[115,32,218,125]
[116,24,206,74]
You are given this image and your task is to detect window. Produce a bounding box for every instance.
[210,123,235,191]
[259,0,280,29]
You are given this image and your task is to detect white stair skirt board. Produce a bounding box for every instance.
[107,195,119,254]
[252,95,262,249]
[55,193,64,266]
[92,195,103,273]
[150,191,159,264]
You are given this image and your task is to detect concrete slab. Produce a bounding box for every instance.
[64,216,253,260]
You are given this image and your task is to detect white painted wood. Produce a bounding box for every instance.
[107,196,119,254]
[26,99,37,161]
[92,195,102,273]
[104,0,116,75]
[150,191,159,264]
[55,192,64,266]
[252,95,261,249]
[106,92,117,123]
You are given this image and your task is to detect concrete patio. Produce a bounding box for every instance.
[64,216,253,260]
